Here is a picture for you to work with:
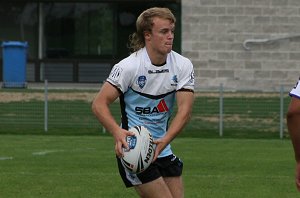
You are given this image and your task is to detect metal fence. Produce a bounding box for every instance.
[0,82,292,139]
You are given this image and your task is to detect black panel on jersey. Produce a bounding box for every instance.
[131,88,176,100]
[119,93,129,130]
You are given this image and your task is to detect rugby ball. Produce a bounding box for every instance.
[121,126,155,174]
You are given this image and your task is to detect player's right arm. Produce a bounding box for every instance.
[92,82,134,157]
[287,96,300,191]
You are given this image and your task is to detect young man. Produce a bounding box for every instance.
[287,78,300,192]
[92,7,194,198]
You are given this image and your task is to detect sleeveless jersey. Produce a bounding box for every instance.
[107,48,194,157]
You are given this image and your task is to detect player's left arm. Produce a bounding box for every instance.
[153,90,194,161]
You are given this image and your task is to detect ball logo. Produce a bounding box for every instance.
[144,133,154,164]
[125,136,137,152]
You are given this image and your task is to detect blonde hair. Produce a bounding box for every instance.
[128,7,176,53]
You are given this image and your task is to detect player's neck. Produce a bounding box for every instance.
[145,47,167,66]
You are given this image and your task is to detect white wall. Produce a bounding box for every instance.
[182,0,300,91]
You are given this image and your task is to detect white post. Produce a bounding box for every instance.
[219,83,223,137]
[280,85,284,139]
[44,79,48,132]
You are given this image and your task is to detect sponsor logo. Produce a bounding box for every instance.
[135,99,169,115]
[148,69,169,74]
[137,75,147,89]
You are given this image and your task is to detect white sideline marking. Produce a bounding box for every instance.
[32,148,96,156]
[0,157,13,160]
[32,150,64,156]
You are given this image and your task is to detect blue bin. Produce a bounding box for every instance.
[2,41,28,88]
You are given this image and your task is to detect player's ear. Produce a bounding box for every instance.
[144,31,151,41]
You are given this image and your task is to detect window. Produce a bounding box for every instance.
[0,2,38,59]
[44,3,114,59]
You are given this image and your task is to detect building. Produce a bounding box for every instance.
[182,0,300,91]
[0,1,181,84]
[1,0,300,91]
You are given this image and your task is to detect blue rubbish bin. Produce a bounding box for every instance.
[2,41,28,88]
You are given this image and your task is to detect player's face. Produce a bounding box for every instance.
[146,17,175,56]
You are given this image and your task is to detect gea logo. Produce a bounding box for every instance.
[135,99,169,115]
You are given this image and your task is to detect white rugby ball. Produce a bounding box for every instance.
[121,126,155,174]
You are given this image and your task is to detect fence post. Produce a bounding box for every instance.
[280,85,284,139]
[44,80,48,132]
[219,83,223,137]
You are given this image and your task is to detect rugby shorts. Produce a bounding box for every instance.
[117,154,183,187]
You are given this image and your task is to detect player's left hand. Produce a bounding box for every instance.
[152,138,168,162]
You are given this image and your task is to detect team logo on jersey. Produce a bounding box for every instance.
[171,75,178,86]
[135,99,169,115]
[108,66,123,82]
[137,75,147,89]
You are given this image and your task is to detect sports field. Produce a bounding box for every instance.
[0,134,297,197]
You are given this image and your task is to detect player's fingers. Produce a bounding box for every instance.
[152,152,158,162]
[152,145,161,162]
[115,142,123,158]
[125,131,135,136]
[153,139,161,145]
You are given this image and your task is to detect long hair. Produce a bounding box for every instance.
[128,7,176,53]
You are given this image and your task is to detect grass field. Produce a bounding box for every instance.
[0,134,298,197]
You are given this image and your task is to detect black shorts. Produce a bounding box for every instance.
[117,154,183,188]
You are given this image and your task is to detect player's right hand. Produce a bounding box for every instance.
[113,128,135,158]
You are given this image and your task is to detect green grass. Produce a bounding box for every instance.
[0,90,296,196]
[0,134,298,197]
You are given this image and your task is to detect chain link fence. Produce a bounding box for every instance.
[0,82,292,139]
